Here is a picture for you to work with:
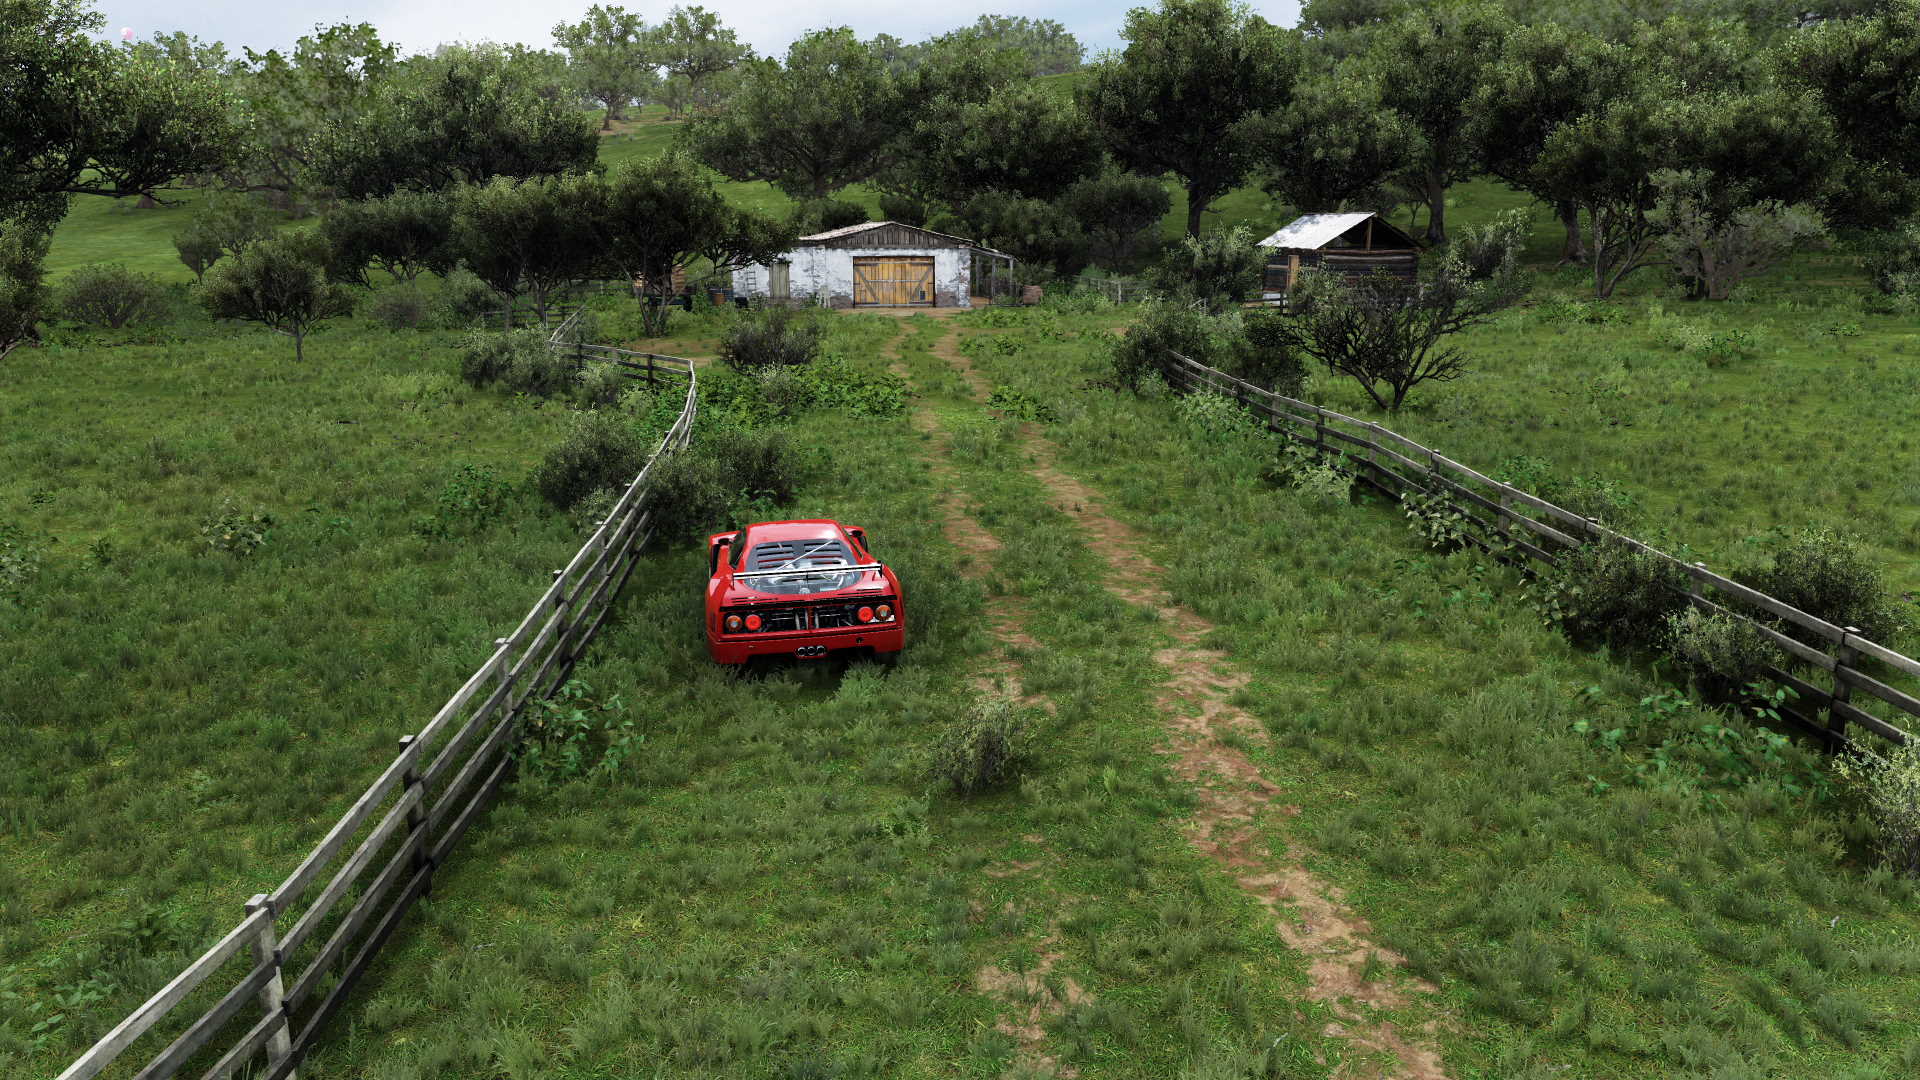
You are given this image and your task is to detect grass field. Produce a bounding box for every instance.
[12,82,1920,1080]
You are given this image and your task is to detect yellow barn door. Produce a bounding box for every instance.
[852,257,936,306]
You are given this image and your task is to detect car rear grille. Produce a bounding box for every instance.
[759,607,809,633]
[812,603,862,630]
[725,598,894,633]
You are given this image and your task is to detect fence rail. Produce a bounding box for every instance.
[59,322,698,1080]
[1162,349,1917,751]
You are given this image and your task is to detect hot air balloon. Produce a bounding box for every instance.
[121,27,134,42]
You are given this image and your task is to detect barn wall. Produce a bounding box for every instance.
[733,247,974,307]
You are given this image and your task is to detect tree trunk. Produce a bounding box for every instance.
[293,327,304,362]
[1557,200,1585,264]
[1423,170,1447,247]
[1186,186,1206,238]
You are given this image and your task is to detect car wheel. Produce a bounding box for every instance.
[872,649,901,668]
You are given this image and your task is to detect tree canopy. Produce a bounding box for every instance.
[553,4,657,128]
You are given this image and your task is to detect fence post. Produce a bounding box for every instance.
[244,895,295,1080]
[397,735,432,893]
[1830,626,1862,745]
[646,354,657,390]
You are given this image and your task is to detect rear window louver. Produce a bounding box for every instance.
[746,539,853,571]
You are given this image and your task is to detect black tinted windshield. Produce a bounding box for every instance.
[739,539,863,596]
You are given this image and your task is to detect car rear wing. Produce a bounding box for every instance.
[729,562,885,582]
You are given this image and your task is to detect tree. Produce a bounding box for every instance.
[1251,70,1419,214]
[1653,170,1828,300]
[1468,21,1632,262]
[0,221,50,361]
[320,188,454,285]
[451,173,608,327]
[891,82,1104,207]
[314,49,599,199]
[655,5,751,117]
[201,232,355,361]
[1350,4,1511,246]
[1149,226,1265,310]
[598,151,794,335]
[2,0,240,231]
[1779,0,1920,225]
[1081,0,1299,237]
[1061,169,1173,272]
[935,193,1092,279]
[936,15,1085,76]
[1268,228,1528,410]
[228,23,398,210]
[553,5,657,129]
[684,29,899,199]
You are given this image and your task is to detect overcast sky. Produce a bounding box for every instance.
[92,1,1303,59]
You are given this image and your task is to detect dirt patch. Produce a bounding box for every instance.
[973,917,1090,1079]
[934,338,1447,1077]
[930,327,994,402]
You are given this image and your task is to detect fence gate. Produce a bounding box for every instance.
[852,257,935,306]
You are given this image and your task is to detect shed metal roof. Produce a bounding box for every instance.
[795,220,1012,258]
[1256,213,1378,250]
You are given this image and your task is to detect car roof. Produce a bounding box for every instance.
[741,519,846,544]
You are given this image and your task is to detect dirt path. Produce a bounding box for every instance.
[929,325,1449,1080]
[891,323,1080,1074]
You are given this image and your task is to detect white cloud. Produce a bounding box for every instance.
[97,1,1301,59]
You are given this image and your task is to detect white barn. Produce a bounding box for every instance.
[733,221,1017,309]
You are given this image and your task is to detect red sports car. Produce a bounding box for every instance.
[706,519,905,665]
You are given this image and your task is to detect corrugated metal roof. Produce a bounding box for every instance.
[794,220,1012,258]
[1256,213,1376,250]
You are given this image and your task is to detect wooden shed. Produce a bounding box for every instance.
[733,222,1017,309]
[1257,212,1420,300]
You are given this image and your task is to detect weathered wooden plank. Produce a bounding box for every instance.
[1851,635,1920,681]
[278,783,424,961]
[130,961,275,1080]
[1836,666,1920,728]
[431,746,518,868]
[196,1009,288,1080]
[1679,565,1846,643]
[267,744,420,914]
[1761,666,1848,747]
[59,907,272,1080]
[411,645,511,753]
[1685,594,1837,671]
[426,708,520,835]
[1832,697,1912,745]
[284,828,425,1012]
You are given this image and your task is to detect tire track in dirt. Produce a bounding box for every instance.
[933,325,1449,1080]
[892,323,1082,1075]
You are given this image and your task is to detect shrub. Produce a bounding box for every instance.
[1746,528,1911,645]
[200,232,355,362]
[58,264,170,329]
[756,366,814,417]
[1833,743,1920,877]
[504,339,578,399]
[198,499,273,556]
[533,411,648,510]
[1238,311,1307,398]
[644,426,803,542]
[0,225,50,360]
[797,356,906,417]
[1665,608,1781,694]
[1535,541,1689,650]
[1147,225,1262,311]
[576,362,628,409]
[460,329,542,388]
[1111,300,1222,392]
[438,267,499,328]
[984,387,1058,423]
[1176,390,1266,445]
[876,193,929,227]
[1452,209,1533,282]
[928,698,1033,796]
[415,464,514,538]
[1653,170,1828,301]
[369,284,433,330]
[516,679,643,781]
[721,307,822,371]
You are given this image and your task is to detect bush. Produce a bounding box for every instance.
[369,284,433,330]
[533,410,648,510]
[1665,608,1781,694]
[1745,528,1912,645]
[797,356,906,417]
[415,464,514,538]
[644,426,804,542]
[576,362,628,409]
[438,267,499,328]
[0,225,50,359]
[1238,311,1308,398]
[0,522,41,605]
[721,307,822,370]
[876,193,929,227]
[1147,225,1263,311]
[1866,221,1920,297]
[59,263,170,329]
[790,198,868,233]
[928,698,1033,796]
[1653,169,1828,301]
[516,679,643,781]
[198,499,273,556]
[756,366,814,417]
[459,329,579,399]
[1834,743,1920,877]
[460,329,542,388]
[1111,300,1223,392]
[1535,541,1690,650]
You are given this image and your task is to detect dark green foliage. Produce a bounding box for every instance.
[460,329,543,389]
[1665,608,1781,695]
[1148,226,1263,311]
[1779,1,1920,225]
[1746,528,1912,645]
[516,679,643,781]
[875,194,929,227]
[197,499,273,556]
[788,198,867,234]
[368,284,432,331]
[451,173,606,328]
[1237,311,1307,398]
[643,426,803,542]
[57,264,168,330]
[198,232,355,362]
[935,191,1090,278]
[719,308,822,371]
[414,464,514,539]
[312,49,598,199]
[1536,541,1690,650]
[437,268,498,327]
[320,189,455,285]
[1060,169,1171,273]
[928,699,1032,795]
[532,410,648,510]
[1111,300,1223,392]
[0,221,51,358]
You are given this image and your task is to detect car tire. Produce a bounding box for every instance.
[872,649,901,668]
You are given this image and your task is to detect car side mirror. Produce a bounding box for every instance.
[848,527,866,546]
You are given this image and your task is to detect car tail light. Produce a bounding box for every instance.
[725,614,742,633]
[745,614,762,631]
[876,604,893,622]
[857,606,874,623]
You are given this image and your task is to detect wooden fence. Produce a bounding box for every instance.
[58,322,698,1080]
[1162,349,1918,751]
